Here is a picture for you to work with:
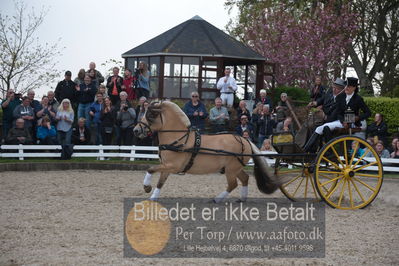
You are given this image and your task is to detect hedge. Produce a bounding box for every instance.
[363,97,399,135]
[271,86,309,106]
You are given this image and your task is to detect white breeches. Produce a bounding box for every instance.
[315,120,343,135]
[220,93,234,107]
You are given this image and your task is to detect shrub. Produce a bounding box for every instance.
[272,86,309,106]
[364,97,399,135]
[170,99,186,109]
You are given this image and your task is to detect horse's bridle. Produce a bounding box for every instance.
[137,107,192,147]
[136,120,153,135]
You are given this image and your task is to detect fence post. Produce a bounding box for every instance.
[99,144,104,161]
[130,146,136,161]
[18,144,24,160]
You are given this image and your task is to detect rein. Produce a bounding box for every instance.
[137,102,316,174]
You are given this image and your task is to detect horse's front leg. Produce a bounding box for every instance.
[214,171,238,203]
[143,172,153,193]
[150,172,170,201]
[143,164,179,193]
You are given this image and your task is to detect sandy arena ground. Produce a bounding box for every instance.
[0,169,398,265]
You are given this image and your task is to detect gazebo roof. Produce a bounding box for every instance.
[122,15,265,61]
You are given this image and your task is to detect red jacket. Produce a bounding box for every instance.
[123,76,136,100]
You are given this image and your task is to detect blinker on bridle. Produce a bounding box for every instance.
[137,102,164,135]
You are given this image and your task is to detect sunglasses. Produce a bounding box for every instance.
[192,95,199,98]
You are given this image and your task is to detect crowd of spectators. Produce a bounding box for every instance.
[183,90,293,148]
[1,69,398,162]
[1,61,150,147]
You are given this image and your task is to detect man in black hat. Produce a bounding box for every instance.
[54,71,77,105]
[303,77,371,152]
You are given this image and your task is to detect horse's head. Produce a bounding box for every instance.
[133,102,163,139]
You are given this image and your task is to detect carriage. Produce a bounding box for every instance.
[271,116,384,210]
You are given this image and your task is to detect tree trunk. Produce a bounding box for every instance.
[348,45,374,95]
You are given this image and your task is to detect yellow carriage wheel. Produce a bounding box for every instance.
[278,160,337,202]
[314,136,383,210]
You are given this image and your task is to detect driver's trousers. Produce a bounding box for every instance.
[315,120,343,135]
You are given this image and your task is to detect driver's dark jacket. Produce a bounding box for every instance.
[329,92,371,126]
[316,90,340,122]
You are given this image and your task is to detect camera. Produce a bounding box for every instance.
[134,68,140,88]
[123,105,129,111]
[134,68,140,76]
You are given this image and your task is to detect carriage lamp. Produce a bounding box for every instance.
[344,108,355,124]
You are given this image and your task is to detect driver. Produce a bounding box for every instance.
[303,77,371,152]
[308,78,346,122]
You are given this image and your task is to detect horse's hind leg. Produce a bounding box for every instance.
[214,172,238,203]
[150,172,170,201]
[237,170,249,202]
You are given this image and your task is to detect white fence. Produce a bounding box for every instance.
[0,145,398,173]
[0,145,158,161]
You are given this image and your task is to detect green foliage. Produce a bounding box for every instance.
[100,58,125,79]
[392,85,399,98]
[170,99,186,109]
[272,86,309,106]
[359,88,374,97]
[364,97,399,135]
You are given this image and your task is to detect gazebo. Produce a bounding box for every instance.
[122,15,275,100]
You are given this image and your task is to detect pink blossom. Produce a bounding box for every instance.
[245,2,357,88]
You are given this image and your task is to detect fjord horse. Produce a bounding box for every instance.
[133,101,284,202]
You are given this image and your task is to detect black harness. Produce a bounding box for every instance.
[158,129,202,173]
[137,115,315,174]
[137,102,277,174]
[138,111,203,173]
[139,113,246,173]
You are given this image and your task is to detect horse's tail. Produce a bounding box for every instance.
[249,141,286,194]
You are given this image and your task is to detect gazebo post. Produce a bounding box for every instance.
[217,58,224,78]
[244,64,249,100]
[159,56,165,98]
[256,61,265,98]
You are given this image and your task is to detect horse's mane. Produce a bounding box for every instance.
[159,101,191,128]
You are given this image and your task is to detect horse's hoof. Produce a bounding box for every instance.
[236,198,247,203]
[219,167,225,174]
[144,185,152,193]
